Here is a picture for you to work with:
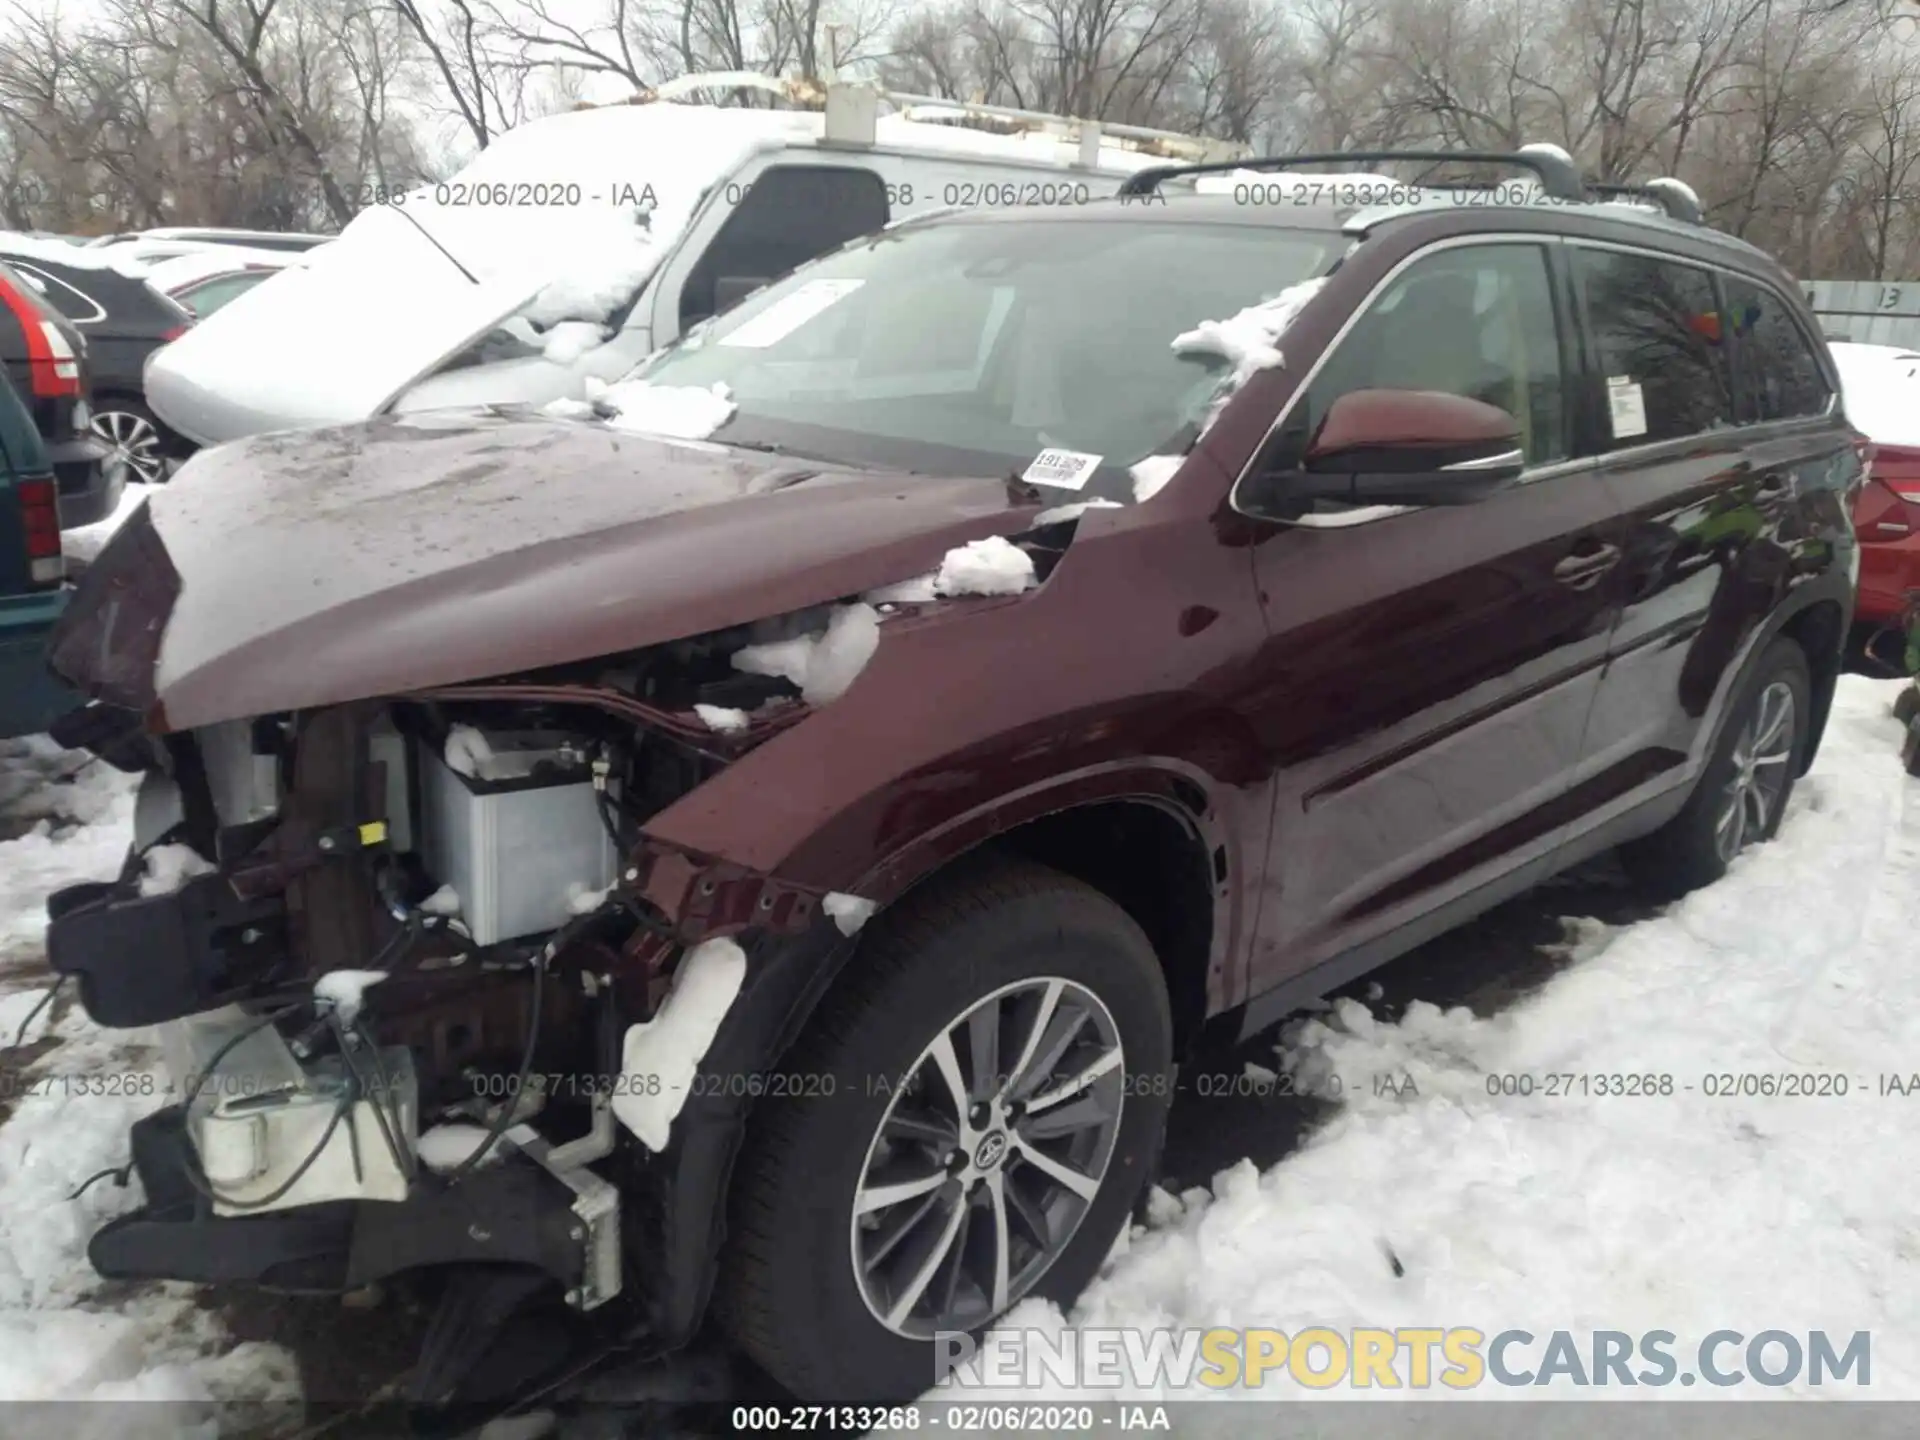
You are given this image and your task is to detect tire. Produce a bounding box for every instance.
[716,855,1175,1403]
[1894,684,1920,728]
[90,397,172,486]
[1619,636,1812,901]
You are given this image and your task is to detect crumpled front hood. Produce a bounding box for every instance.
[49,408,1039,730]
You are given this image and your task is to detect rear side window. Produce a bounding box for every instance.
[177,272,267,318]
[1719,275,1831,422]
[1573,247,1732,447]
[679,166,889,330]
[4,262,106,325]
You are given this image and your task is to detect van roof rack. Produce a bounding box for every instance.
[1118,147,1589,201]
[625,71,1248,165]
[1586,178,1704,225]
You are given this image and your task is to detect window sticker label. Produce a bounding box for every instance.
[1021,449,1104,490]
[1607,376,1648,439]
[718,279,864,349]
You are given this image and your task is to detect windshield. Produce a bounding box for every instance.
[633,218,1339,491]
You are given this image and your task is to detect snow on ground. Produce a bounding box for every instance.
[0,738,300,1424]
[2,679,1918,1425]
[935,677,1920,1404]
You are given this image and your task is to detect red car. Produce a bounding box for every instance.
[1830,342,1920,653]
[35,150,1860,1409]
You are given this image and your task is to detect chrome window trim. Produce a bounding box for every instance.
[1226,232,1571,529]
[1568,237,1840,417]
[6,262,107,326]
[1230,230,1842,532]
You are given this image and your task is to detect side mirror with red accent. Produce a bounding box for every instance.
[1242,388,1526,517]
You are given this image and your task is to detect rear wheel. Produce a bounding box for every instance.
[716,856,1174,1403]
[1620,637,1811,899]
[91,398,170,486]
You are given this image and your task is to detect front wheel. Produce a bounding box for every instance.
[716,856,1174,1403]
[1620,636,1811,899]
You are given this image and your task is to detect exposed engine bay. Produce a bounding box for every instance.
[36,614,871,1391]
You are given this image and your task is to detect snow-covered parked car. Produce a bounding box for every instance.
[141,75,1246,447]
[34,146,1859,1410]
[143,246,307,320]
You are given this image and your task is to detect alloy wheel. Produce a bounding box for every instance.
[1714,679,1796,862]
[92,408,167,485]
[850,976,1126,1339]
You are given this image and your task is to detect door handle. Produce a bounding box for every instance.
[1553,543,1622,590]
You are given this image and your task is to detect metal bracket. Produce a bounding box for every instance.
[624,839,821,942]
[504,1122,622,1311]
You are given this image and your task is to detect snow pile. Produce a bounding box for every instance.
[593,378,737,440]
[0,740,135,971]
[541,320,611,365]
[693,704,751,735]
[416,1123,504,1173]
[936,677,1920,1401]
[865,574,940,606]
[1172,277,1329,434]
[136,843,214,898]
[612,937,749,1151]
[443,723,495,780]
[867,536,1038,607]
[935,536,1037,597]
[138,247,298,297]
[732,602,882,705]
[312,969,387,1026]
[543,396,598,420]
[0,739,299,1411]
[0,232,151,278]
[1831,342,1920,449]
[62,481,150,566]
[823,893,878,936]
[1129,456,1185,503]
[566,881,615,915]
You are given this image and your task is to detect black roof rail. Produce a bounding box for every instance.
[1116,147,1588,202]
[1586,178,1704,225]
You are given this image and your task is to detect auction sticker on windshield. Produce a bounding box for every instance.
[719,279,865,349]
[1022,449,1103,490]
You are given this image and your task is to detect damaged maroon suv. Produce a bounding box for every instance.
[39,148,1860,1407]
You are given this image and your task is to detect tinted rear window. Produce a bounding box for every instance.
[1720,275,1831,422]
[1574,247,1734,446]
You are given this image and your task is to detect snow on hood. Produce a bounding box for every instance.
[1831,342,1920,449]
[50,409,1046,728]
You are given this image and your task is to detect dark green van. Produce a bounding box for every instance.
[0,367,81,737]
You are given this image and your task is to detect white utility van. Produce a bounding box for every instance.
[144,74,1247,447]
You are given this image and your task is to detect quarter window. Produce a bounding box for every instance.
[1573,248,1732,446]
[1295,243,1567,468]
[1719,275,1831,422]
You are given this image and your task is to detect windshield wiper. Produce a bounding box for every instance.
[722,437,872,468]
